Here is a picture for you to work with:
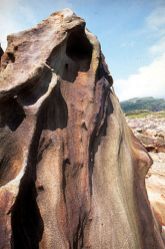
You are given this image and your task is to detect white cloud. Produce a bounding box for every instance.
[115,4,165,101]
[149,37,165,56]
[115,54,165,101]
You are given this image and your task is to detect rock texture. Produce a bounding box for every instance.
[0,9,165,249]
[127,115,165,243]
[146,152,165,228]
[127,114,165,153]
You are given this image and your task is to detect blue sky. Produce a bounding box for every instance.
[0,0,165,100]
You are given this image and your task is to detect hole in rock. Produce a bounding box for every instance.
[65,63,68,70]
[37,185,44,192]
[0,98,25,131]
[0,46,4,59]
[11,179,44,249]
[61,26,93,83]
[7,52,15,63]
[18,68,52,106]
[11,101,45,248]
[42,82,68,130]
[45,26,93,83]
[66,26,93,64]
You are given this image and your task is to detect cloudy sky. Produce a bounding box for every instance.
[0,0,165,101]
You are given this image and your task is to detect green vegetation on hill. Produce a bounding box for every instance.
[125,110,165,119]
[126,110,150,119]
[121,97,165,113]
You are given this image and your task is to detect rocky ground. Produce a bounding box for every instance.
[127,112,165,235]
[127,112,165,152]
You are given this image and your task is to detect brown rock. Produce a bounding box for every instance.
[127,116,165,242]
[146,153,165,228]
[0,9,164,249]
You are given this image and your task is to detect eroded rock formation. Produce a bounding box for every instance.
[0,9,165,249]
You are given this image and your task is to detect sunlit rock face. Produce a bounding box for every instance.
[0,9,165,249]
[127,116,165,238]
[146,152,165,242]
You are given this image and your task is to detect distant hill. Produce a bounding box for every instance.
[121,97,165,113]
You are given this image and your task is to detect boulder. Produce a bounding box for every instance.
[0,9,164,249]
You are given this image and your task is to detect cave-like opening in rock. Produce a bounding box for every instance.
[11,179,44,249]
[0,98,25,131]
[66,26,93,71]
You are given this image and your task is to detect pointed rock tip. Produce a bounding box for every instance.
[50,8,76,18]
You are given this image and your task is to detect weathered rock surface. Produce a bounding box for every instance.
[127,114,165,153]
[146,152,165,230]
[128,115,165,243]
[0,9,165,249]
